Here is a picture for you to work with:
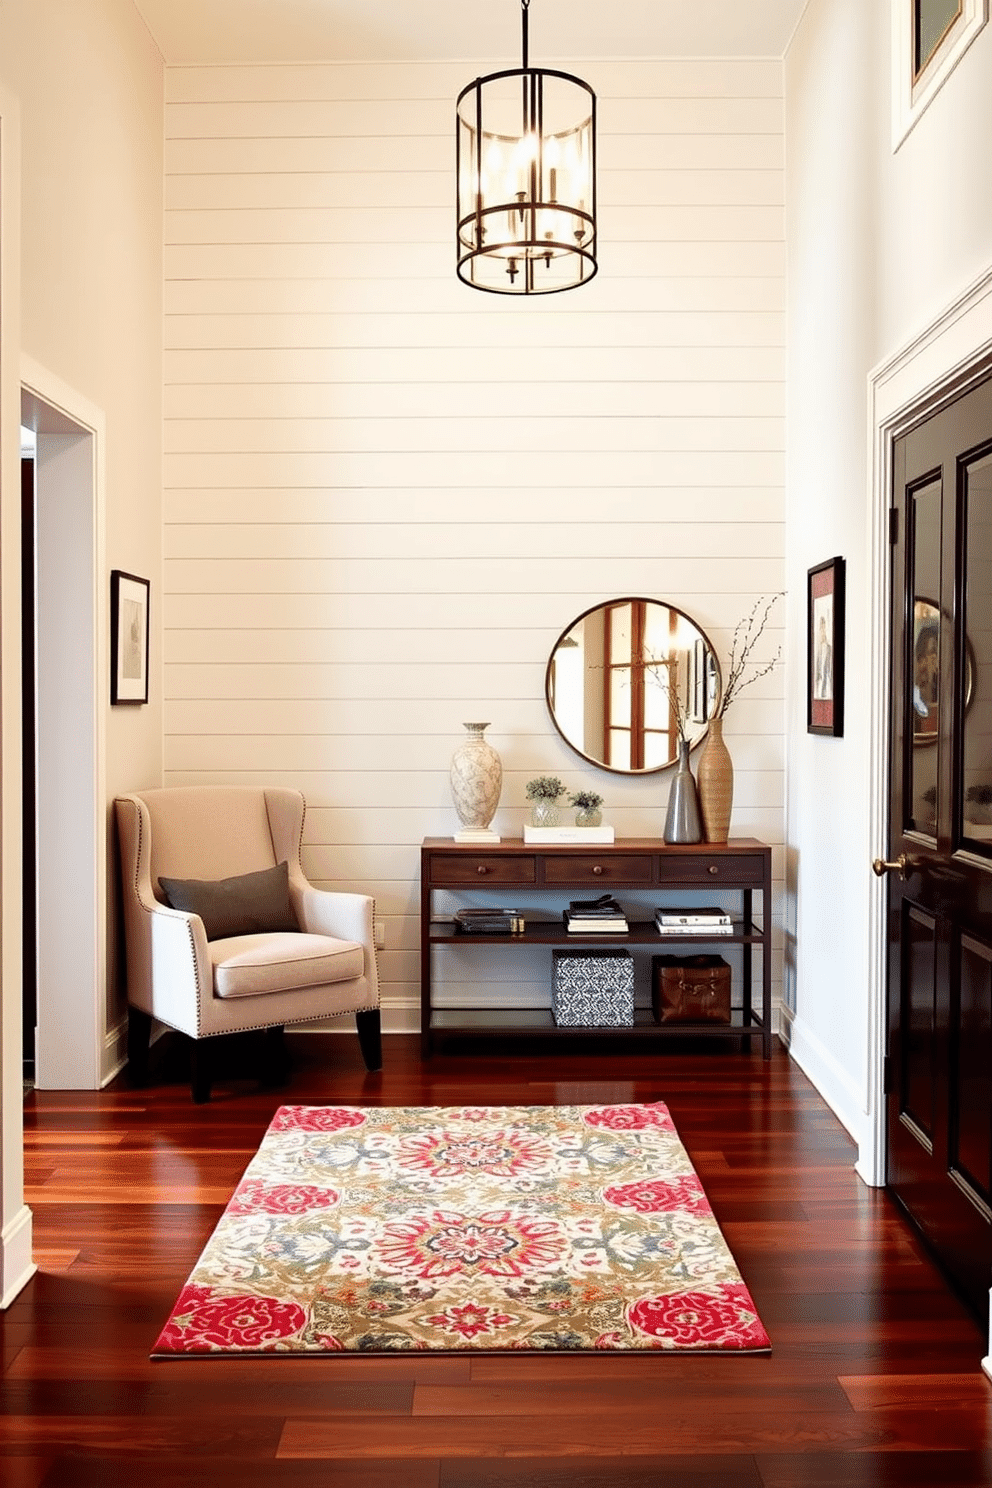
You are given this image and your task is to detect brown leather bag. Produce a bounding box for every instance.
[653,955,731,1024]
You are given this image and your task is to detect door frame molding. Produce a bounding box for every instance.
[865,265,992,1204]
[0,79,36,1310]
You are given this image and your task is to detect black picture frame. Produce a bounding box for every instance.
[807,556,845,737]
[110,570,150,705]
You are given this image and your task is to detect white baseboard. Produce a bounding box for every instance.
[779,1006,876,1180]
[1,1203,36,1309]
[101,1015,129,1088]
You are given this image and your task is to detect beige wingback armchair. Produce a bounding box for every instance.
[115,786,381,1101]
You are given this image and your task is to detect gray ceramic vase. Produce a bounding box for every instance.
[664,739,702,844]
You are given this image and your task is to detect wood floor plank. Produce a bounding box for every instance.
[0,1378,414,1417]
[3,1459,51,1488]
[755,1450,992,1486]
[838,1372,992,1411]
[0,1414,284,1456]
[1,1034,987,1488]
[6,1346,470,1385]
[438,1458,764,1488]
[277,1404,992,1457]
[39,1460,442,1488]
[411,1378,852,1415]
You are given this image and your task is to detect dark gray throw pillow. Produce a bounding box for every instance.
[158,860,298,941]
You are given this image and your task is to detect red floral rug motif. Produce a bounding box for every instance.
[153,1102,770,1356]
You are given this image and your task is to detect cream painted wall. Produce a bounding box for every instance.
[0,0,164,1064]
[784,0,992,1153]
[162,57,788,1030]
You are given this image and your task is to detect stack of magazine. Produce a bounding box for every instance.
[564,894,629,934]
[655,906,734,936]
[454,907,525,934]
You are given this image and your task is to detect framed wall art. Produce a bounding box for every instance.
[111,569,150,705]
[807,556,845,737]
[892,0,988,148]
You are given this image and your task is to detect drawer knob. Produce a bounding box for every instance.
[476,865,488,876]
[592,865,603,875]
[708,865,719,875]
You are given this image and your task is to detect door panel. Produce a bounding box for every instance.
[899,903,938,1151]
[908,477,942,835]
[961,451,992,854]
[886,374,992,1324]
[953,933,992,1212]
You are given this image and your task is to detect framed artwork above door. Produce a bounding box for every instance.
[892,0,989,147]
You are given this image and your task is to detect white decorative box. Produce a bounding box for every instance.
[552,950,635,1027]
[523,825,615,844]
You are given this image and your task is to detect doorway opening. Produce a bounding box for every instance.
[20,429,36,1088]
[20,381,106,1090]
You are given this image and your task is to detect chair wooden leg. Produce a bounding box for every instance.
[127,1007,152,1088]
[356,1008,382,1072]
[261,1024,290,1088]
[190,1039,212,1104]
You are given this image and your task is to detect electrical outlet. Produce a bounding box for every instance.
[374,919,386,949]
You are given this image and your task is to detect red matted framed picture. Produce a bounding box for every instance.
[807,556,845,737]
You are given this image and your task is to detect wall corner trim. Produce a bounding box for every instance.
[0,1204,36,1310]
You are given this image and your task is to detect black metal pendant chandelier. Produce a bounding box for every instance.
[456,0,597,295]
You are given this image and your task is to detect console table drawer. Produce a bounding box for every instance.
[428,854,536,886]
[657,854,764,884]
[544,854,654,887]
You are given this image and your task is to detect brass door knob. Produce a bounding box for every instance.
[872,854,909,881]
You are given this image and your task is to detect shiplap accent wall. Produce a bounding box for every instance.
[163,58,786,1030]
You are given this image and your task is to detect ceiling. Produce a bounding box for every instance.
[131,0,812,66]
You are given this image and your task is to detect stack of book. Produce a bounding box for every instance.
[454,907,525,934]
[563,895,629,934]
[655,906,734,936]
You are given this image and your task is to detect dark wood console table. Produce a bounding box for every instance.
[420,837,773,1060]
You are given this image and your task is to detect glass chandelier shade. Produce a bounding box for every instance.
[456,4,597,295]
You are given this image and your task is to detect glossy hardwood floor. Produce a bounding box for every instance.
[5,1030,992,1487]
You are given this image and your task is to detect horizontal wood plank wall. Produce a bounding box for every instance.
[163,58,786,1032]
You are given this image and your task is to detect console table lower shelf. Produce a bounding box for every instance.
[428,1006,766,1044]
[420,837,773,1060]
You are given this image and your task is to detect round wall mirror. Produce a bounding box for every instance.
[545,597,722,774]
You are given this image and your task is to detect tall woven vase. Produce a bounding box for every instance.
[697,715,734,843]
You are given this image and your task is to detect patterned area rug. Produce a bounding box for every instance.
[153,1102,770,1356]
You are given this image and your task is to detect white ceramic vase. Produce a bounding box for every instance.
[450,722,502,839]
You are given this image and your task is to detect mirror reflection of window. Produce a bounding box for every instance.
[545,598,721,774]
[912,600,940,739]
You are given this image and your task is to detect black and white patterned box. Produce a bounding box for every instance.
[552,950,635,1027]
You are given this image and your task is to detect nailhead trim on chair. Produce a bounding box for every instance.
[128,797,206,1035]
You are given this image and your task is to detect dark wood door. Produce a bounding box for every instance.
[883,374,992,1322]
